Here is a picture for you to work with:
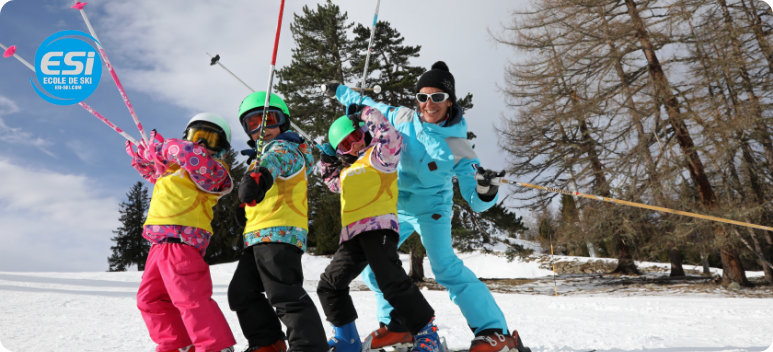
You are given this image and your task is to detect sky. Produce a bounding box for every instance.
[0,0,539,271]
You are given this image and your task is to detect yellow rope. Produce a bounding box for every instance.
[504,180,773,232]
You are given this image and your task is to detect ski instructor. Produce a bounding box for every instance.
[323,61,530,352]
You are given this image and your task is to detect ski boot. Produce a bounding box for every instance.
[243,339,287,352]
[469,331,530,352]
[410,318,443,352]
[161,346,195,352]
[328,321,362,352]
[362,325,414,352]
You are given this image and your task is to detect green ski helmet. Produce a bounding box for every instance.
[328,115,365,150]
[238,91,291,134]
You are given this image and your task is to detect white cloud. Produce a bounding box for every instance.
[66,139,98,164]
[0,96,56,157]
[0,0,11,16]
[0,158,120,271]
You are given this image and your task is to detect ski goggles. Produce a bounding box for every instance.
[242,109,287,134]
[337,126,367,154]
[416,92,450,104]
[184,123,228,151]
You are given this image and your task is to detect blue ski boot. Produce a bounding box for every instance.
[328,321,362,352]
[411,318,444,352]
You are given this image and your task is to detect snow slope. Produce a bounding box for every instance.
[0,252,771,352]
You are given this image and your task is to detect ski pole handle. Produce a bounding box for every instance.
[239,172,264,208]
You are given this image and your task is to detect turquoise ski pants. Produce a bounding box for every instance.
[360,211,509,335]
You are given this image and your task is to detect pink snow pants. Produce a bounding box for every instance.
[137,243,236,352]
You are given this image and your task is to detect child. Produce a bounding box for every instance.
[227,91,329,352]
[127,113,237,352]
[316,106,443,352]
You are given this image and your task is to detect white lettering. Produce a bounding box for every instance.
[85,52,95,75]
[62,52,85,75]
[41,52,63,75]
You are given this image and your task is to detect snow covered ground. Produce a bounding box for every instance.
[0,252,771,352]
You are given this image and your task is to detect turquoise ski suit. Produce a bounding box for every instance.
[335,85,509,335]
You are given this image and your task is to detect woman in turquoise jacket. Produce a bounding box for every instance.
[323,62,529,352]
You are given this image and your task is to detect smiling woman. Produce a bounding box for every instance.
[324,61,526,352]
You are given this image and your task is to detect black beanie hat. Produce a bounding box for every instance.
[416,61,456,103]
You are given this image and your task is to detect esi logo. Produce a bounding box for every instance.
[31,30,102,105]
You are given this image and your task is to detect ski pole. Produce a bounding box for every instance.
[356,0,382,105]
[492,177,773,232]
[1,43,138,144]
[320,83,382,94]
[207,53,255,92]
[71,1,149,146]
[206,53,320,149]
[251,0,287,163]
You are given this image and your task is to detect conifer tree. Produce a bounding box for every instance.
[205,149,248,264]
[351,21,424,107]
[450,96,528,260]
[108,181,151,271]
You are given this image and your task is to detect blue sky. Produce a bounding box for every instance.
[0,0,541,271]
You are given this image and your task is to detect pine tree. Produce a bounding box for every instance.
[351,21,424,108]
[450,94,528,259]
[205,149,248,265]
[108,181,151,271]
[274,1,429,254]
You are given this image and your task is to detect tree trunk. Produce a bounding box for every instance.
[718,0,773,175]
[740,0,773,73]
[700,252,711,276]
[720,248,748,286]
[408,247,425,282]
[611,236,640,275]
[669,248,686,277]
[624,0,748,286]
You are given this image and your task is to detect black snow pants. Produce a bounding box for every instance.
[316,229,434,335]
[228,243,329,352]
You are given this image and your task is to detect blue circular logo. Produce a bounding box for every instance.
[31,30,102,106]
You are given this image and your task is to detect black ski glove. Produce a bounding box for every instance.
[323,81,340,98]
[347,104,365,129]
[476,167,506,202]
[238,167,275,206]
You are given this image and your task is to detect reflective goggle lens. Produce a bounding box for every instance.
[243,110,285,133]
[337,127,366,154]
[185,127,223,150]
[416,92,449,103]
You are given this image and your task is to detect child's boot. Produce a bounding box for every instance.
[244,339,287,352]
[328,321,362,352]
[410,318,443,352]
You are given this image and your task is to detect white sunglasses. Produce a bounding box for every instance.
[416,92,450,103]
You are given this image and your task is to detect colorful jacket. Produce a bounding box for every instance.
[319,107,401,243]
[242,132,315,251]
[131,138,232,256]
[335,85,497,218]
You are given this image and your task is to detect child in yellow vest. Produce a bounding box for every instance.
[227,92,329,352]
[316,106,442,352]
[126,113,236,352]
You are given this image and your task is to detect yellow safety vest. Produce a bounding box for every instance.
[145,162,232,233]
[340,146,398,226]
[244,163,309,233]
